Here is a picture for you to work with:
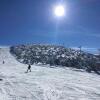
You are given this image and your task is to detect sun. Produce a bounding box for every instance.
[54,5,65,17]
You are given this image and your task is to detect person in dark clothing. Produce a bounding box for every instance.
[26,64,31,73]
[3,61,5,64]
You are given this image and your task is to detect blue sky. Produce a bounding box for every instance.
[0,0,100,53]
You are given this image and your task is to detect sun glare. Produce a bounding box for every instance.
[54,5,65,17]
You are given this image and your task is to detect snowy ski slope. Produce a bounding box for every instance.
[0,47,100,100]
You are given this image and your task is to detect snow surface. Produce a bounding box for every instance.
[0,47,100,100]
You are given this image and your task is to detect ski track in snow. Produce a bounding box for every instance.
[0,47,100,100]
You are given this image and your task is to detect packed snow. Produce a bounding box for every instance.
[0,47,100,100]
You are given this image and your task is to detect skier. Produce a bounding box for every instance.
[3,61,5,64]
[26,64,31,73]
